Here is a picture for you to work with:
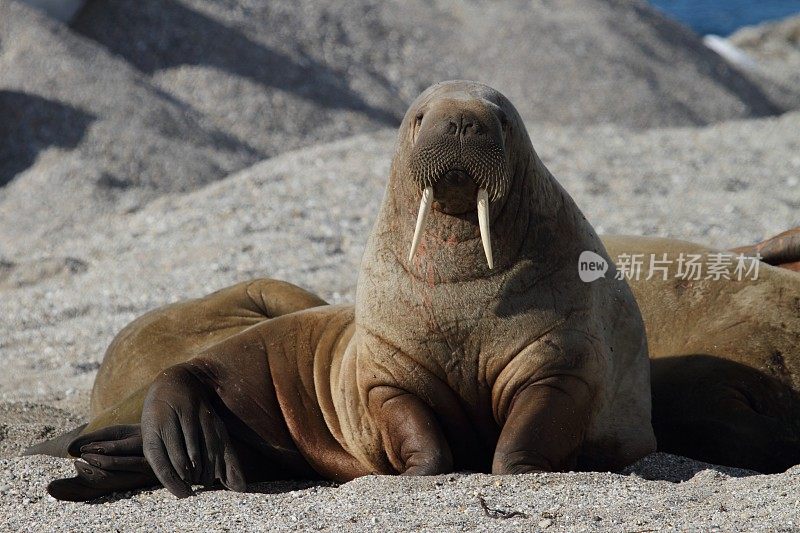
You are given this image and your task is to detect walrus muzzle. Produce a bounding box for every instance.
[407,101,510,269]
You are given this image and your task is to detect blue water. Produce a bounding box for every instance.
[649,0,800,35]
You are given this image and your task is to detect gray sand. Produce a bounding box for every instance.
[0,0,258,250]
[2,0,800,530]
[1,453,798,532]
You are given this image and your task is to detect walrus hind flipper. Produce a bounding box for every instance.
[45,425,158,502]
[23,423,88,458]
[47,458,159,502]
[732,227,800,271]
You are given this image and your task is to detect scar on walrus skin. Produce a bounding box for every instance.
[26,81,800,502]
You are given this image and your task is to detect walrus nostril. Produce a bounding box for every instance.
[459,114,483,137]
[442,116,483,137]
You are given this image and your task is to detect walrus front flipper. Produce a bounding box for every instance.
[23,423,88,458]
[368,386,453,475]
[732,227,800,272]
[46,425,158,502]
[492,375,592,474]
[140,365,246,498]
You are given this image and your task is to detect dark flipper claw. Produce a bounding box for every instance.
[47,424,157,502]
[47,459,158,502]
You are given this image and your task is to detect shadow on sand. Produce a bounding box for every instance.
[0,90,95,185]
[71,0,399,125]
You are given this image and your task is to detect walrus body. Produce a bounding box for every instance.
[603,235,800,473]
[33,81,657,501]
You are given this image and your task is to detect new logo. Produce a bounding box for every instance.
[578,251,608,282]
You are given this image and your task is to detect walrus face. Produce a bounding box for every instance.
[401,82,515,269]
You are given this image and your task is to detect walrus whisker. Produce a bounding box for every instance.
[408,186,433,262]
[477,188,493,269]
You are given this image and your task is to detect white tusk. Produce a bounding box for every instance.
[477,188,493,269]
[408,187,434,262]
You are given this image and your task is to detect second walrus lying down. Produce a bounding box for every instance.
[27,81,799,501]
[605,232,800,474]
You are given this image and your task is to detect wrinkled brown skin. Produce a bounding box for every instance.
[603,235,800,473]
[32,81,657,501]
[346,81,654,478]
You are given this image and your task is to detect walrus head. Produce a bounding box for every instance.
[407,85,511,205]
[404,85,511,268]
[387,80,554,273]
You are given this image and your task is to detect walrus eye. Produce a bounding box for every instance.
[499,115,511,145]
[411,112,424,144]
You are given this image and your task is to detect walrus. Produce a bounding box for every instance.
[603,232,800,474]
[28,80,657,501]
